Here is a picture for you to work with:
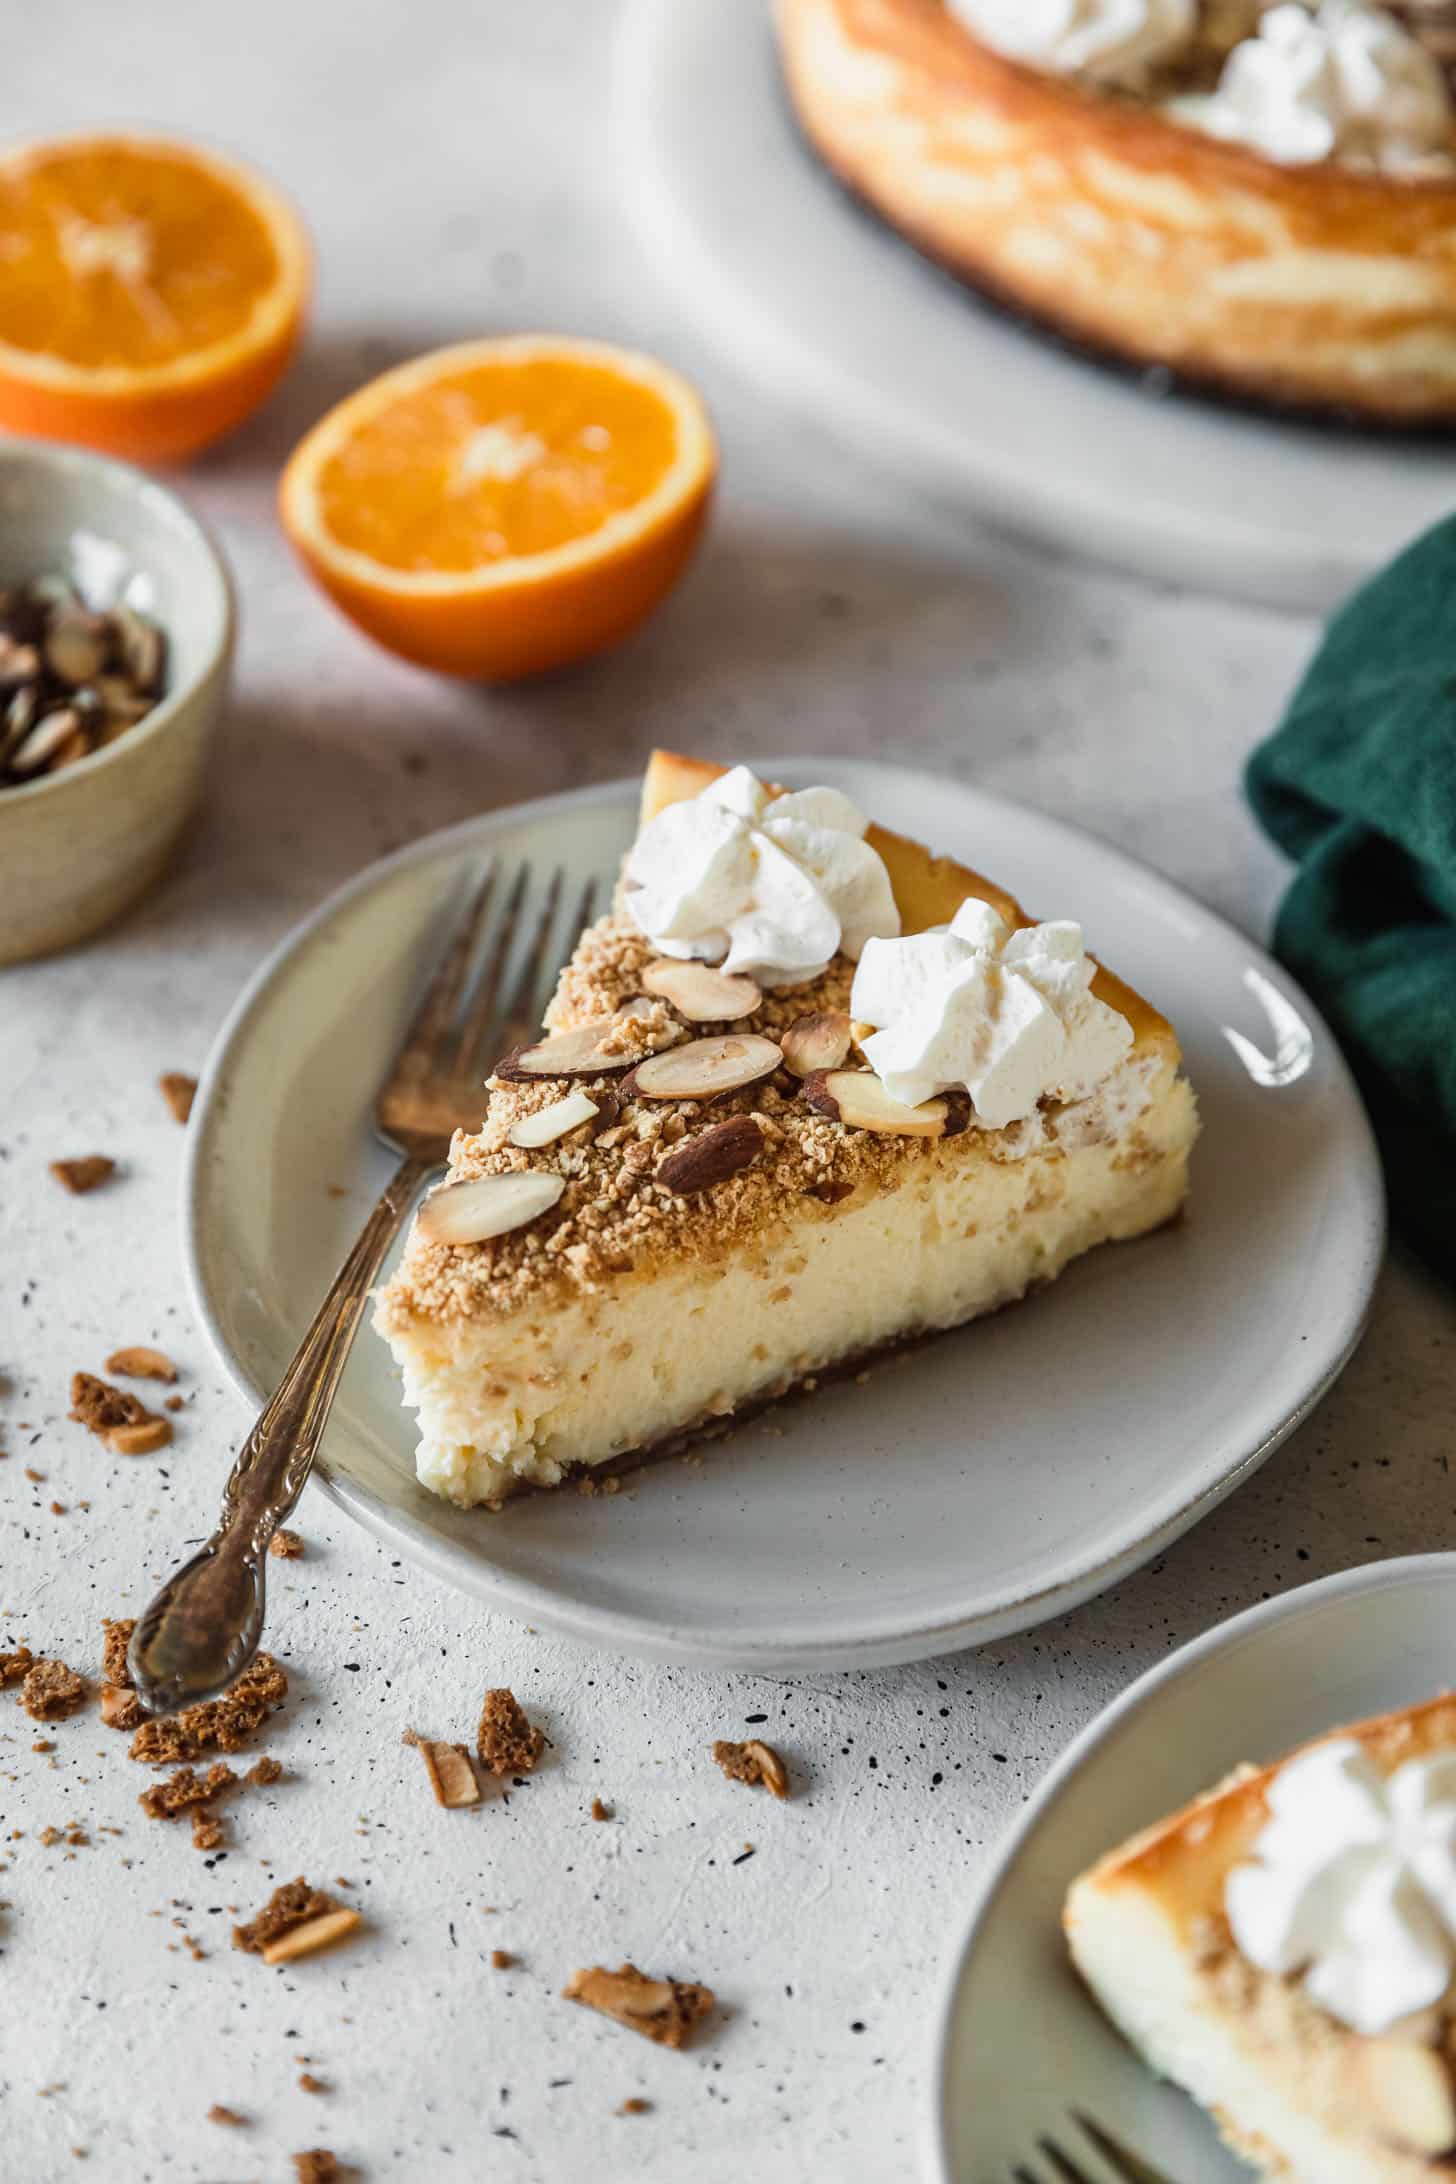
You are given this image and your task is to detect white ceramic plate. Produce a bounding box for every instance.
[613,0,1456,614]
[183,759,1382,1671]
[930,1554,1456,2183]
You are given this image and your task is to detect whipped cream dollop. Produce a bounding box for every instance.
[1226,1738,1456,2036]
[623,765,900,989]
[849,898,1132,1127]
[949,0,1196,86]
[1171,2,1454,170]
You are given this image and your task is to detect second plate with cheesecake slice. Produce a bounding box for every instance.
[184,754,1382,1668]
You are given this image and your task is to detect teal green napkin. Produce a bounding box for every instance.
[1246,517,1456,1282]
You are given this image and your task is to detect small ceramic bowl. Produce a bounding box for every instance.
[0,438,234,965]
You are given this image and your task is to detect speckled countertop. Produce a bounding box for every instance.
[3,4,1453,2180]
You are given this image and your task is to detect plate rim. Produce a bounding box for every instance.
[923,1550,1456,2182]
[180,757,1385,1671]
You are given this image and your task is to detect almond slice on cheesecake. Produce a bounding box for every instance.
[372,751,1198,1505]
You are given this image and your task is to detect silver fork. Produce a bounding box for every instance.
[1012,2112,1179,2184]
[127,857,599,1717]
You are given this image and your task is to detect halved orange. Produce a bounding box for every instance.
[0,131,309,465]
[278,336,716,681]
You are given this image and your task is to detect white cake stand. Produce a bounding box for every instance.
[613,0,1456,612]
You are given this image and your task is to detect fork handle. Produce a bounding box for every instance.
[128,1151,434,1716]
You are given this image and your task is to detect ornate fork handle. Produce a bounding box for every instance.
[128,1151,434,1716]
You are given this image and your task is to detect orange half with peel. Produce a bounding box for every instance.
[0,132,309,465]
[278,336,716,681]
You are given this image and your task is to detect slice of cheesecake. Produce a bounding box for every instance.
[373,751,1197,1506]
[1065,1696,1456,2181]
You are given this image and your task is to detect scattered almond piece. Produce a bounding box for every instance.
[618,2097,653,2116]
[164,1394,185,1413]
[563,1963,715,2049]
[412,1737,479,1808]
[233,1877,346,1957]
[292,2154,340,2184]
[107,1417,172,1456]
[159,1072,198,1124]
[712,1738,789,1800]
[298,2073,328,2096]
[590,1797,611,1822]
[206,2105,246,2127]
[494,1016,641,1082]
[19,1658,86,1722]
[491,1948,515,1970]
[69,1372,149,1438]
[477,1688,545,1776]
[264,1909,361,1967]
[100,1685,142,1730]
[50,1157,115,1195]
[103,1346,177,1382]
[269,1528,304,1560]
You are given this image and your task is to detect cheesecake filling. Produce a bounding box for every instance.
[851,900,1133,1127]
[623,763,899,987]
[1226,1738,1456,2034]
[393,1059,1194,1506]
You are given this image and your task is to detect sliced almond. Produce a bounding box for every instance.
[656,1116,763,1195]
[629,1034,782,1102]
[418,1170,564,1246]
[508,1091,598,1149]
[1359,2039,1456,2155]
[104,1346,177,1383]
[107,1416,172,1455]
[10,707,83,775]
[415,1738,480,1809]
[802,1070,949,1138]
[641,960,762,1023]
[563,1963,716,2049]
[781,1011,852,1078]
[495,1017,640,1082]
[260,1906,362,1966]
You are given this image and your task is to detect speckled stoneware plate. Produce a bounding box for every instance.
[930,1554,1456,2183]
[615,0,1456,614]
[182,759,1382,1671]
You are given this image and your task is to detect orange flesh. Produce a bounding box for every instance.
[312,359,682,573]
[0,144,281,370]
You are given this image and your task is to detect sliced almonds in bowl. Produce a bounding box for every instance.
[0,580,168,789]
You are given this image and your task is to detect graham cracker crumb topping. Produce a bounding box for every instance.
[20,1658,86,1721]
[129,1653,286,1765]
[378,911,992,1326]
[476,1688,545,1777]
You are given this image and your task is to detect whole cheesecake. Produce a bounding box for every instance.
[373,752,1197,1506]
[775,0,1456,424]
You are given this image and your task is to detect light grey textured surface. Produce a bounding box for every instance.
[2,4,1451,2180]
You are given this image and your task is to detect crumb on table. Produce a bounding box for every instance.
[476,1688,545,1777]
